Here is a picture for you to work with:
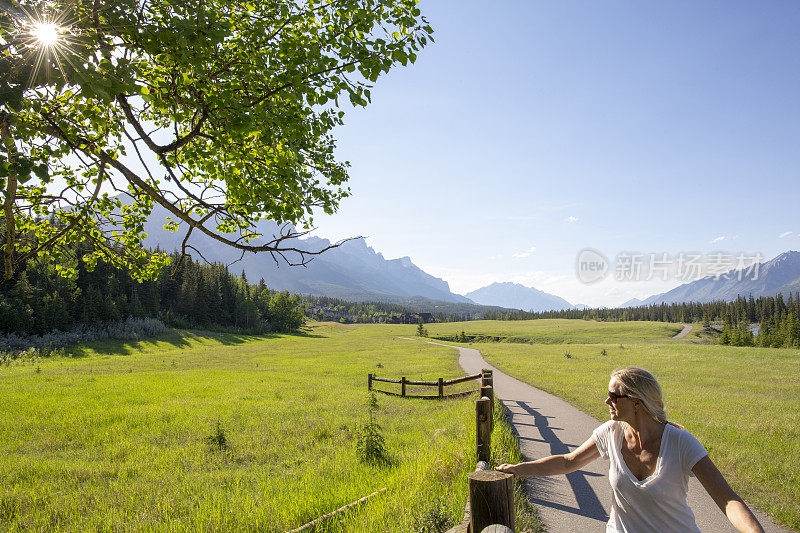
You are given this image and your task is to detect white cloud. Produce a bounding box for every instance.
[778,231,793,238]
[567,216,579,223]
[711,235,726,243]
[512,246,537,259]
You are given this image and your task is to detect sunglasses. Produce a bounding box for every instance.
[607,391,630,403]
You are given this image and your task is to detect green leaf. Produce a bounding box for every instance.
[33,164,49,179]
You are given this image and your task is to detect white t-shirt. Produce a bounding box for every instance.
[592,420,708,533]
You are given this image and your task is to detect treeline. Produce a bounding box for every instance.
[0,249,305,336]
[718,312,800,348]
[299,295,420,324]
[484,293,800,348]
[1,240,486,339]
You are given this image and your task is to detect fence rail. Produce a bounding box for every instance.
[368,372,482,399]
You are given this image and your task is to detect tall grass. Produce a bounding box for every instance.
[0,323,529,532]
[491,401,545,533]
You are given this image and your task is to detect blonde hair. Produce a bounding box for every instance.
[611,367,682,428]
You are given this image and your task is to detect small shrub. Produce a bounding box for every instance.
[205,420,227,451]
[356,393,390,466]
[600,348,607,356]
[564,351,572,359]
[412,500,454,533]
[416,322,428,337]
[376,362,383,369]
[313,428,332,442]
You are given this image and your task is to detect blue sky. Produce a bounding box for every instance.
[313,0,800,307]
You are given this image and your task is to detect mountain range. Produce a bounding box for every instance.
[622,251,800,306]
[139,205,577,311]
[140,204,471,304]
[137,204,800,310]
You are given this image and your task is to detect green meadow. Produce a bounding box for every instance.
[428,319,684,344]
[427,319,800,530]
[3,318,797,531]
[0,323,535,532]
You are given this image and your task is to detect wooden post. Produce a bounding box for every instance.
[468,469,515,533]
[481,386,494,431]
[480,385,494,409]
[368,373,373,391]
[401,376,406,397]
[476,397,492,463]
[481,385,494,431]
[438,377,444,398]
[482,369,494,388]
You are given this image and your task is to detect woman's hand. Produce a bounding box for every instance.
[494,463,519,477]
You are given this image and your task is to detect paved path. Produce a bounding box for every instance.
[404,338,788,533]
[674,324,694,339]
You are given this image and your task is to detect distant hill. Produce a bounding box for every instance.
[465,282,573,312]
[617,297,643,308]
[138,203,473,305]
[635,251,800,306]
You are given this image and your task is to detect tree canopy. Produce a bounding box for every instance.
[0,0,432,281]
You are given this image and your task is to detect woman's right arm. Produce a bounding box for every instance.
[495,436,601,477]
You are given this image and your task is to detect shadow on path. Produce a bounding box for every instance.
[513,400,609,522]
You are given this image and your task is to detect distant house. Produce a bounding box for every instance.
[308,306,347,322]
[394,312,433,324]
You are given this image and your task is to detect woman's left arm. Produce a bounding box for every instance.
[692,455,764,533]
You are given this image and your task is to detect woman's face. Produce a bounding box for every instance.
[606,378,633,421]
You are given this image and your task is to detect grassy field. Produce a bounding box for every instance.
[426,319,684,344]
[434,319,800,530]
[0,323,536,532]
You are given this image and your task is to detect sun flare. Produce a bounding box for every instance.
[31,22,61,47]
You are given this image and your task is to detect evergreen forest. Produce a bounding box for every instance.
[485,294,800,348]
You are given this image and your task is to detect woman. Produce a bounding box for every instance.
[495,367,764,533]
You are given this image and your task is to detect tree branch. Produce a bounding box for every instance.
[117,94,209,155]
[14,162,106,269]
[39,112,358,264]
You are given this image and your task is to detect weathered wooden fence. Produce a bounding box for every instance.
[367,368,516,532]
[447,369,516,533]
[367,372,482,399]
